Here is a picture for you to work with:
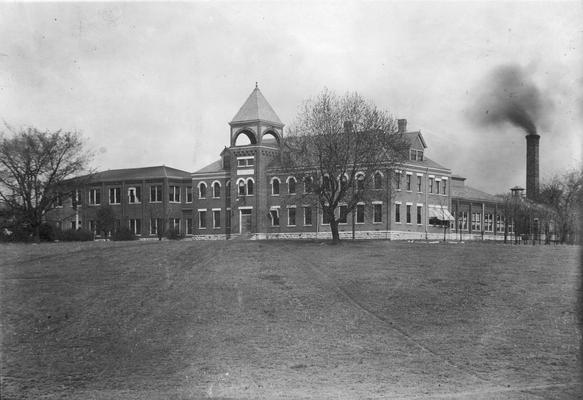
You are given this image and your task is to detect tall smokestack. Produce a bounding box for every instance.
[526,133,540,200]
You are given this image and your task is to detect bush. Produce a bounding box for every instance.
[112,226,137,241]
[39,223,56,242]
[0,223,33,242]
[56,228,94,242]
[165,227,184,240]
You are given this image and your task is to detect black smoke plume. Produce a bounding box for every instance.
[473,64,547,135]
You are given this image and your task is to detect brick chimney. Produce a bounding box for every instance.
[397,119,407,134]
[526,134,540,200]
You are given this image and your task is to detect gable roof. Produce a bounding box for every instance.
[84,165,192,182]
[193,159,225,174]
[451,184,500,203]
[404,131,427,149]
[231,86,283,126]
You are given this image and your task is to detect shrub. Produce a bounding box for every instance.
[112,226,137,241]
[56,228,94,242]
[39,223,56,242]
[165,227,183,240]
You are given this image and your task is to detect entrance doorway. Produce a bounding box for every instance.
[240,209,252,234]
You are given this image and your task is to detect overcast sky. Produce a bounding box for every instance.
[1,1,581,194]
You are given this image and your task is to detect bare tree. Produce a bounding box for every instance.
[0,126,92,242]
[281,89,409,242]
[539,169,583,244]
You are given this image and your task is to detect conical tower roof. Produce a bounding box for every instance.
[230,85,283,126]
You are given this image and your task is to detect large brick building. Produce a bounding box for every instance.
[48,86,519,241]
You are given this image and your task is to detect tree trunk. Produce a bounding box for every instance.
[330,219,340,243]
[33,224,40,243]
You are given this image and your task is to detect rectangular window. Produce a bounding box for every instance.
[395,203,401,223]
[417,150,424,161]
[55,193,63,207]
[410,149,417,161]
[417,205,422,225]
[442,180,447,195]
[406,174,412,191]
[406,204,412,223]
[186,218,193,235]
[436,180,441,195]
[213,210,221,228]
[169,218,180,233]
[395,172,401,190]
[129,219,141,235]
[304,206,312,226]
[471,212,482,231]
[373,204,382,223]
[496,215,504,233]
[356,204,365,224]
[150,185,162,202]
[199,210,207,229]
[485,213,494,232]
[89,188,101,205]
[128,187,141,204]
[304,177,312,193]
[186,187,193,203]
[109,187,121,204]
[150,218,159,235]
[270,209,280,226]
[288,207,296,226]
[429,178,434,193]
[226,209,231,228]
[417,176,422,192]
[237,158,246,167]
[322,205,331,225]
[169,186,180,202]
[458,211,468,231]
[339,205,348,224]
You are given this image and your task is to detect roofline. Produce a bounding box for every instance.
[229,119,285,128]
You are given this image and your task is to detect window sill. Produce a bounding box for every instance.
[128,202,141,205]
[373,221,383,224]
[288,224,296,227]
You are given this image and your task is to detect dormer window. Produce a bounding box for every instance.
[410,149,424,161]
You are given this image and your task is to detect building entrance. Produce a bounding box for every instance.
[240,209,252,234]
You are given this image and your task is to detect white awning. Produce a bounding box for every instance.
[428,205,455,221]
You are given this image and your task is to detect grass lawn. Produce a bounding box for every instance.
[0,240,581,399]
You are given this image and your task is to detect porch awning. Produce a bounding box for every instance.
[428,205,455,221]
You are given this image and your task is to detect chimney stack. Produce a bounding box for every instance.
[397,119,407,134]
[526,133,540,200]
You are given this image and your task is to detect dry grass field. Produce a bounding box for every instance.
[0,239,581,399]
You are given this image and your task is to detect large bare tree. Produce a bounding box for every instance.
[0,126,92,242]
[281,89,409,242]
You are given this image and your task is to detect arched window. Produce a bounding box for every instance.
[247,179,254,195]
[272,178,280,195]
[356,173,365,191]
[199,182,207,199]
[323,175,331,191]
[225,180,231,198]
[304,176,313,193]
[213,181,221,198]
[237,179,246,196]
[287,177,296,194]
[340,175,348,192]
[374,172,383,189]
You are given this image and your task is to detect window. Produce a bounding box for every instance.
[70,221,77,230]
[471,212,481,231]
[458,211,468,231]
[304,206,312,226]
[246,179,254,195]
[406,204,412,224]
[417,206,422,224]
[410,149,417,161]
[238,179,246,196]
[186,218,193,235]
[237,157,254,167]
[322,175,331,191]
[484,213,494,232]
[150,218,162,235]
[322,205,331,225]
[417,151,424,161]
[108,188,121,204]
[270,209,280,226]
[304,177,313,193]
[186,187,193,203]
[213,210,221,228]
[128,187,141,204]
[199,210,207,229]
[373,204,382,223]
[150,185,162,202]
[356,204,365,224]
[89,188,101,205]
[89,220,96,234]
[71,190,81,208]
[226,181,231,199]
[226,209,231,228]
[395,171,401,190]
[288,207,296,226]
[339,205,348,224]
[356,174,365,191]
[237,158,246,167]
[288,177,296,194]
[213,182,221,198]
[340,175,348,192]
[169,218,180,233]
[272,178,280,195]
[374,172,383,189]
[496,215,504,233]
[129,219,141,235]
[199,183,207,199]
[169,186,180,202]
[442,179,447,195]
[406,174,412,191]
[429,178,434,193]
[395,203,401,223]
[417,176,422,192]
[436,180,441,195]
[55,193,63,208]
